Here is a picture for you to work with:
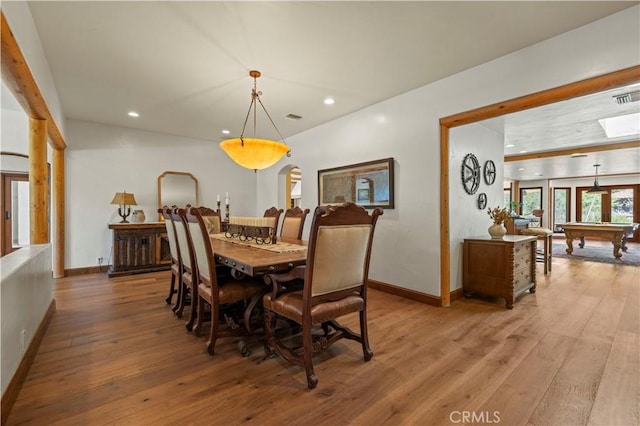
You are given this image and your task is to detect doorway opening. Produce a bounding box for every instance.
[1,172,29,256]
[440,66,640,306]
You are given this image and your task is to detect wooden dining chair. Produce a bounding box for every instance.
[159,206,183,313]
[171,207,197,326]
[263,206,284,238]
[280,207,310,240]
[185,207,264,355]
[201,208,222,234]
[263,202,383,389]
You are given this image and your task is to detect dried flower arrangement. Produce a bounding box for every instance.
[487,206,509,225]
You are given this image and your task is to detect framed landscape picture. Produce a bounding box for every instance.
[318,158,394,209]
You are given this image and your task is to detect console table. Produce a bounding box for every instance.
[107,222,171,277]
[463,235,537,309]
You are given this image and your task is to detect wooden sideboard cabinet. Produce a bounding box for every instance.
[462,235,537,309]
[108,222,171,277]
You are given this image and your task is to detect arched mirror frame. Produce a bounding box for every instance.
[157,171,199,221]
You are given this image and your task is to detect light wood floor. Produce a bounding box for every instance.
[7,253,639,425]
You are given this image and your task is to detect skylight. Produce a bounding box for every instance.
[598,112,640,138]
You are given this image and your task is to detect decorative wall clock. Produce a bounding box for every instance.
[484,160,496,185]
[461,153,480,195]
[477,193,487,209]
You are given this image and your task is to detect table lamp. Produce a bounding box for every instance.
[111,191,138,223]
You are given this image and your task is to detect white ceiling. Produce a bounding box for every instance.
[8,1,640,181]
[484,84,640,181]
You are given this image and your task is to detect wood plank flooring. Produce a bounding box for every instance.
[6,251,639,425]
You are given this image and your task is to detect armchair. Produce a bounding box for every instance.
[263,202,383,389]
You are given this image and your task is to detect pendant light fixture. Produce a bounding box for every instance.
[587,164,608,195]
[220,70,290,172]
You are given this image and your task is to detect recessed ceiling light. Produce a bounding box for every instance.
[324,98,335,105]
[221,129,230,135]
[519,150,528,153]
[598,112,640,138]
[518,168,525,171]
[505,144,515,148]
[128,111,139,118]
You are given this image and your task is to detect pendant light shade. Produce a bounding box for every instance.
[220,138,289,171]
[587,164,608,195]
[219,70,290,172]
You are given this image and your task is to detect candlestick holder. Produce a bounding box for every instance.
[216,200,221,214]
[225,203,230,222]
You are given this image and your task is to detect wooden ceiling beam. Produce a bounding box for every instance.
[504,140,640,162]
[441,65,640,128]
[1,12,66,150]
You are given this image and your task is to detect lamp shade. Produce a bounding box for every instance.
[586,164,608,195]
[220,138,289,172]
[587,183,607,195]
[111,192,138,206]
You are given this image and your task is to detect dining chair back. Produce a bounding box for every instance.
[186,207,264,355]
[263,202,383,388]
[171,207,198,329]
[263,206,284,238]
[280,207,310,240]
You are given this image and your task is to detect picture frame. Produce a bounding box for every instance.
[318,158,394,209]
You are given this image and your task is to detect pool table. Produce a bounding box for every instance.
[561,222,639,259]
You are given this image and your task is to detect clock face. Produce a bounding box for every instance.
[484,160,496,185]
[461,153,480,195]
[477,193,487,209]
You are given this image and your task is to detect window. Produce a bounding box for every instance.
[553,187,570,232]
[503,187,512,208]
[519,187,542,216]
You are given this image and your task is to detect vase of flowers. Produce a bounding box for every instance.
[487,206,509,239]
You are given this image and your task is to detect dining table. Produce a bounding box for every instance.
[209,233,308,338]
[210,233,307,278]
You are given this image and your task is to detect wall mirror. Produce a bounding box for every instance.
[157,171,199,220]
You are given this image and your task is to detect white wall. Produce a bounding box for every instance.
[256,6,640,296]
[65,120,258,268]
[1,244,53,395]
[450,124,504,290]
[2,1,66,139]
[1,107,29,155]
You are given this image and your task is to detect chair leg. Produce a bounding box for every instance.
[302,324,318,389]
[263,309,277,357]
[193,294,205,337]
[539,235,552,274]
[174,283,187,318]
[359,310,373,362]
[185,283,197,332]
[547,234,552,272]
[165,272,176,305]
[206,302,219,355]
